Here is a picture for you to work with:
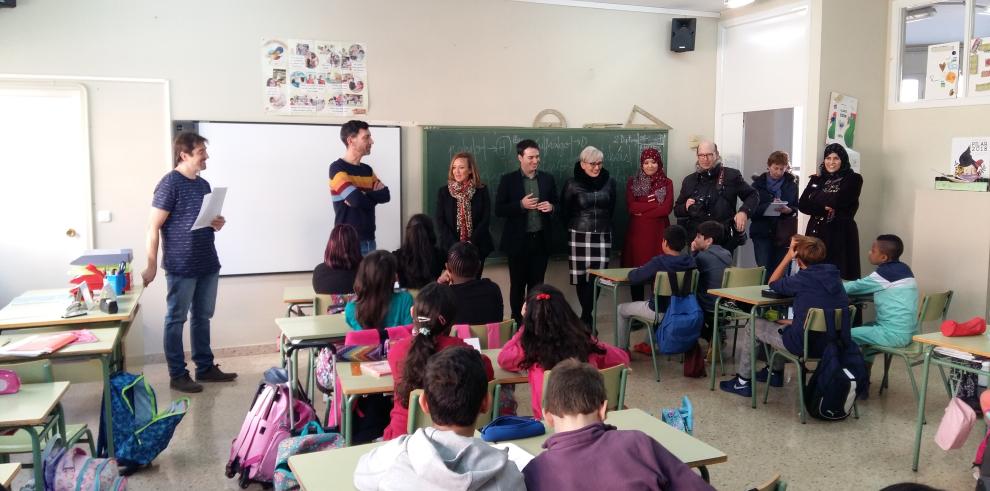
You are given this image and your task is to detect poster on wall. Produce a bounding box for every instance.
[825,92,857,149]
[925,41,960,100]
[261,38,368,116]
[950,136,989,180]
[969,38,990,96]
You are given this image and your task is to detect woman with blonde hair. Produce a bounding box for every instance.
[435,152,494,276]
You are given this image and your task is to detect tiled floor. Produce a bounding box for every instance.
[6,328,982,490]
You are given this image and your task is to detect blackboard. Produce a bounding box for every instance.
[422,126,668,258]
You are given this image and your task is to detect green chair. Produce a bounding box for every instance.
[762,306,859,424]
[750,473,788,491]
[540,364,629,414]
[455,319,516,349]
[312,293,355,316]
[0,360,95,483]
[407,380,498,433]
[629,270,699,381]
[862,290,953,400]
[711,266,766,376]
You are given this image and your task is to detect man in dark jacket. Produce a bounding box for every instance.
[673,141,757,252]
[495,139,557,323]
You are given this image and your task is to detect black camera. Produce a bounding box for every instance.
[688,195,711,218]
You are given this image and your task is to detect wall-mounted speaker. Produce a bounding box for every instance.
[0,0,16,8]
[671,18,696,53]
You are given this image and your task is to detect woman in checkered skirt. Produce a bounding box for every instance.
[560,146,617,329]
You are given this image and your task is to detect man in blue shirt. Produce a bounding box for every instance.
[142,132,237,393]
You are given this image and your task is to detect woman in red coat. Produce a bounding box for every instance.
[622,148,674,301]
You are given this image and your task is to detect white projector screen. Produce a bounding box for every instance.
[193,121,402,275]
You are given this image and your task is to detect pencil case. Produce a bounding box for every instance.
[479,416,545,442]
[0,370,20,395]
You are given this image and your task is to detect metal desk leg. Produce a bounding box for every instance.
[912,346,934,471]
[592,278,600,339]
[100,355,115,458]
[699,465,710,483]
[749,310,758,409]
[709,299,723,391]
[344,395,357,446]
[25,425,43,489]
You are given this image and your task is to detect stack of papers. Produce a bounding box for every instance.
[489,442,535,470]
[360,360,392,377]
[0,332,77,357]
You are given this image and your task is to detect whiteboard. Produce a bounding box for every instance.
[195,121,402,275]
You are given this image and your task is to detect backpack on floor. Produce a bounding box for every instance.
[803,308,868,421]
[97,372,189,472]
[53,447,127,491]
[656,271,704,355]
[272,421,344,491]
[225,377,317,488]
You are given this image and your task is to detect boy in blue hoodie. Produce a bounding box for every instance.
[720,234,848,396]
[845,234,919,352]
[616,225,696,352]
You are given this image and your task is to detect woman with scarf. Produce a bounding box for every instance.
[799,143,863,280]
[435,152,494,277]
[622,148,674,301]
[561,146,617,328]
[750,150,800,275]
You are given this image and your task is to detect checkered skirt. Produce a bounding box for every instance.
[568,229,612,284]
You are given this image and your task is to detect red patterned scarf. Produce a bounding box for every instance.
[447,180,476,242]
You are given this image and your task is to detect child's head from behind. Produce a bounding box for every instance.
[870,234,904,265]
[543,359,607,430]
[398,282,457,408]
[661,224,688,255]
[421,346,490,430]
[446,241,481,281]
[521,284,602,370]
[790,234,826,268]
[692,221,723,252]
[353,250,398,328]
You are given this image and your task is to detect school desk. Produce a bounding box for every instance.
[0,381,69,488]
[911,332,990,471]
[0,287,142,331]
[276,313,351,397]
[588,267,633,343]
[0,462,20,491]
[288,408,727,490]
[283,286,316,317]
[0,326,122,458]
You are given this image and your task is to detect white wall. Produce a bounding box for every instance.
[0,0,718,359]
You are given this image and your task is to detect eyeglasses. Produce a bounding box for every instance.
[697,153,715,159]
[584,161,603,168]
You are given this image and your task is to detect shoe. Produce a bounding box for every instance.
[196,364,238,383]
[719,376,752,397]
[755,367,784,387]
[633,342,653,355]
[170,374,203,393]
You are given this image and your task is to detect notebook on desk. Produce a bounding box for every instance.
[0,332,78,357]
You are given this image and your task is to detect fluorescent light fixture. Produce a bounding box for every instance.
[724,0,755,8]
[905,6,936,22]
[977,5,990,15]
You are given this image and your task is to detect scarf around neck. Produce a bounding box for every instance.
[447,180,475,242]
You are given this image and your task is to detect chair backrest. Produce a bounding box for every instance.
[721,266,765,288]
[313,293,355,316]
[453,319,516,349]
[917,290,953,328]
[0,359,54,383]
[652,270,700,297]
[802,306,856,356]
[540,365,629,415]
[752,473,787,491]
[407,380,497,433]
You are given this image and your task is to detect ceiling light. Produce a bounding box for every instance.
[724,0,756,8]
[905,6,937,22]
[977,5,990,15]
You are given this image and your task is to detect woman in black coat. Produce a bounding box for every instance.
[799,143,863,280]
[435,152,494,276]
[750,151,800,274]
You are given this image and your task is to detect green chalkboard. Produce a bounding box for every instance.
[422,126,668,258]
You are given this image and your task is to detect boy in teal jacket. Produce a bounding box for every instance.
[844,234,918,351]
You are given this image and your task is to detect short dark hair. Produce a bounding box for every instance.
[544,359,605,416]
[340,120,370,146]
[516,139,539,156]
[423,346,488,427]
[446,241,481,278]
[173,132,208,167]
[663,224,688,252]
[876,234,904,261]
[696,221,723,243]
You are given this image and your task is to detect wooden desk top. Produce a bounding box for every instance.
[338,349,526,396]
[589,268,634,283]
[708,285,792,307]
[0,381,70,427]
[0,462,20,489]
[0,327,121,363]
[276,314,351,343]
[913,332,990,358]
[283,286,316,304]
[288,408,726,491]
[0,287,142,330]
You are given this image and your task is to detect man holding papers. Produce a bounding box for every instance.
[141,132,237,394]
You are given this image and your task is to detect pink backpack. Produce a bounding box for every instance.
[225,382,316,488]
[53,447,127,491]
[935,397,977,450]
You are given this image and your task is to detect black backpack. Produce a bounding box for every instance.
[804,307,869,421]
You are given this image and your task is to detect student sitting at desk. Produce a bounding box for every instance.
[344,250,413,330]
[720,235,848,397]
[312,223,361,296]
[691,221,732,344]
[382,282,494,440]
[355,347,525,491]
[392,214,445,290]
[436,241,504,325]
[524,359,714,491]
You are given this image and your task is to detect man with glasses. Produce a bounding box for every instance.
[673,141,757,252]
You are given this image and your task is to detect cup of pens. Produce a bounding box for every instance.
[107,269,126,295]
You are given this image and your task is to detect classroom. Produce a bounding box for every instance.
[1,0,990,489]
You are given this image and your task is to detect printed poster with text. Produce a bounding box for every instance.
[925,41,960,100]
[950,136,989,180]
[261,38,368,115]
[825,92,857,149]
[970,38,990,97]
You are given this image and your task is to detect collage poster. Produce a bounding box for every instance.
[825,92,857,149]
[261,38,368,115]
[925,41,960,100]
[950,136,989,180]
[969,38,990,96]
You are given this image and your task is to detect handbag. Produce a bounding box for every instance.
[935,397,977,450]
[478,416,545,442]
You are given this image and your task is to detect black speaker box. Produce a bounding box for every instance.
[0,0,15,7]
[671,18,696,53]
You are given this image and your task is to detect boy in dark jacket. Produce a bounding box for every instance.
[691,221,732,343]
[720,235,849,397]
[524,359,714,491]
[616,225,696,352]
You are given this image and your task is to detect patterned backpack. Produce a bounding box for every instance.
[272,421,344,491]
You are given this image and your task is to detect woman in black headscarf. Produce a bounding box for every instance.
[798,143,863,280]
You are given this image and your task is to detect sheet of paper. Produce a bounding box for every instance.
[489,442,534,470]
[9,291,73,306]
[191,187,227,231]
[465,337,482,351]
[762,200,789,217]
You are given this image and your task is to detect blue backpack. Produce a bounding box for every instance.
[656,271,704,355]
[804,308,869,421]
[97,372,189,471]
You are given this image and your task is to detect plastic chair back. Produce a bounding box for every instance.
[541,365,628,414]
[653,270,699,296]
[407,380,497,433]
[721,266,765,288]
[313,293,354,316]
[0,359,53,384]
[454,320,515,349]
[803,307,856,355]
[918,290,953,325]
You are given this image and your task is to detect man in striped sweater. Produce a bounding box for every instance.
[329,120,390,255]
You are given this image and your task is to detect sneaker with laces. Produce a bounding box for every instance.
[170,373,203,393]
[719,376,752,397]
[755,366,784,387]
[196,364,238,383]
